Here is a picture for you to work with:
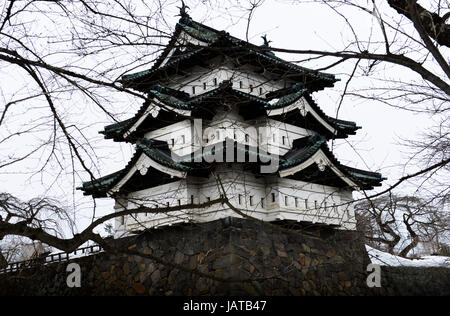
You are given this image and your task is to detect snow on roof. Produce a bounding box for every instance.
[366,245,450,268]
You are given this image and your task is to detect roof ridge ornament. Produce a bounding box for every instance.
[261,34,272,47]
[177,0,190,18]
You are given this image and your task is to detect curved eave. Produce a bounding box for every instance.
[79,139,190,197]
[279,135,384,190]
[77,171,123,198]
[120,24,186,84]
[303,93,360,135]
[247,48,336,86]
[279,149,360,189]
[267,91,360,139]
[100,118,136,142]
[100,90,192,142]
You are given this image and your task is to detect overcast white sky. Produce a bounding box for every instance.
[0,0,444,237]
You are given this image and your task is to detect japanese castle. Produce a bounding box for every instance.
[80,5,384,236]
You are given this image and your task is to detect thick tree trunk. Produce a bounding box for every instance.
[387,0,450,48]
[0,252,7,269]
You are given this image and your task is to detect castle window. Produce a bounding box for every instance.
[271,193,276,203]
[214,78,218,86]
[249,196,254,206]
[295,197,298,208]
[178,199,181,206]
[191,195,194,204]
[305,199,308,209]
[245,134,250,143]
[192,86,196,94]
[282,136,286,145]
[181,135,185,144]
[238,194,243,205]
[171,138,175,147]
[203,82,207,90]
[239,81,243,89]
[261,198,264,208]
[259,87,263,95]
[284,196,288,206]
[249,84,254,92]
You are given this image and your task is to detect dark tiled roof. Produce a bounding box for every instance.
[78,139,191,197]
[80,134,384,196]
[101,82,359,142]
[302,93,360,134]
[280,134,385,189]
[121,15,337,89]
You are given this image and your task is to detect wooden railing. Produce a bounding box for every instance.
[0,245,102,274]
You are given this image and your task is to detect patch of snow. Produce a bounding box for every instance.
[268,98,279,105]
[366,245,450,268]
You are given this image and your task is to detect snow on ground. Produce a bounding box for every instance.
[366,245,450,268]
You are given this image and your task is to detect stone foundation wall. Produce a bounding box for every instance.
[0,218,449,296]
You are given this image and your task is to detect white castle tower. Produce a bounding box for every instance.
[80,5,384,236]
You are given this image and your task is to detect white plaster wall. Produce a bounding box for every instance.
[143,113,315,159]
[114,165,356,234]
[166,62,290,98]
